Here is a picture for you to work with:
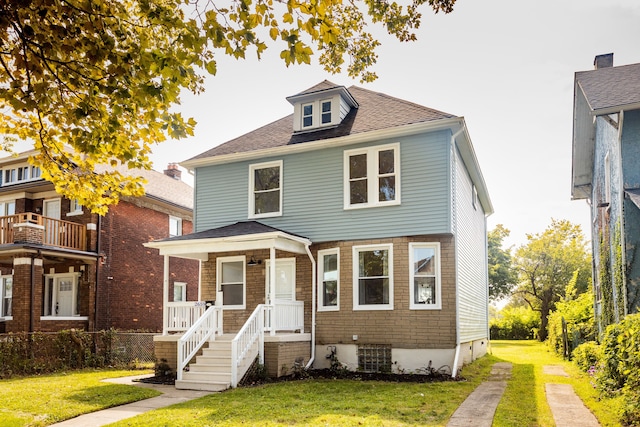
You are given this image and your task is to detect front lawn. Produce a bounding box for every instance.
[0,369,158,427]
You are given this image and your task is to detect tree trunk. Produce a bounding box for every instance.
[538,297,551,341]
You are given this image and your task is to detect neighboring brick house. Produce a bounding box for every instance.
[147,81,493,391]
[0,151,198,333]
[572,53,640,333]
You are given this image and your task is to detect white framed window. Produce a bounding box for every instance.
[1,276,12,318]
[173,281,187,302]
[409,243,441,310]
[249,160,282,218]
[321,99,332,124]
[67,199,83,216]
[42,273,82,318]
[353,244,393,310]
[0,200,15,216]
[472,185,478,210]
[318,248,339,311]
[302,103,314,128]
[344,143,400,209]
[217,256,246,309]
[169,216,182,237]
[1,164,41,186]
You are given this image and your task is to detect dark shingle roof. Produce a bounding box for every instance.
[187,81,456,161]
[576,62,640,112]
[159,221,307,242]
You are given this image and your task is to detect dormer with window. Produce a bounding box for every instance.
[286,83,358,133]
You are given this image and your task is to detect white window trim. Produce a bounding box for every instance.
[352,243,394,311]
[343,143,401,210]
[317,248,340,312]
[1,275,12,319]
[173,281,187,302]
[302,102,314,128]
[1,164,41,186]
[216,255,246,310]
[409,242,442,310]
[41,272,82,318]
[67,199,83,217]
[320,99,333,125]
[169,215,183,237]
[248,160,283,219]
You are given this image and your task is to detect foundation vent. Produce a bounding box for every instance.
[357,344,392,373]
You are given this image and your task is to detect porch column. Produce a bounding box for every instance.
[269,246,276,336]
[162,255,169,335]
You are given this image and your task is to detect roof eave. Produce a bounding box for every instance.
[181,116,464,170]
[571,81,596,200]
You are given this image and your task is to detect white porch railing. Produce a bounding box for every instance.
[166,302,207,332]
[177,305,223,381]
[270,300,304,333]
[231,304,265,388]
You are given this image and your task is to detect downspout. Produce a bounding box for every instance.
[94,215,102,332]
[617,110,628,315]
[450,124,464,379]
[304,244,316,369]
[29,254,35,333]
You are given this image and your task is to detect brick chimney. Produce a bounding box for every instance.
[594,53,614,70]
[164,163,182,180]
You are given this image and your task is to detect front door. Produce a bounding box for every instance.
[265,258,296,302]
[43,198,61,246]
[56,277,75,316]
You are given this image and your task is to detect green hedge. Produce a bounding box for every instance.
[575,314,640,425]
[490,306,539,340]
[0,329,134,378]
[547,290,595,358]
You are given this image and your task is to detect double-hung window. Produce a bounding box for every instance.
[409,243,441,309]
[1,276,12,318]
[217,256,245,309]
[173,282,187,302]
[344,143,400,209]
[353,244,393,310]
[318,248,339,311]
[249,160,282,218]
[169,216,182,237]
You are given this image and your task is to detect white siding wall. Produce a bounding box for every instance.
[452,145,489,343]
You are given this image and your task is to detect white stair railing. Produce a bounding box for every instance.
[177,305,222,381]
[166,302,207,332]
[231,304,266,387]
[273,300,304,332]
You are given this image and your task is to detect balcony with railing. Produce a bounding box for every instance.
[0,213,87,251]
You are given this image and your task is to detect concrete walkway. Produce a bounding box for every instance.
[50,375,212,427]
[446,362,512,427]
[544,365,601,427]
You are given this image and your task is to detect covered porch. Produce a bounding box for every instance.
[144,221,316,389]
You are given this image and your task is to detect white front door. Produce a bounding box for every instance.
[265,258,296,302]
[56,278,74,316]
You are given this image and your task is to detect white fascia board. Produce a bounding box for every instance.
[592,102,640,116]
[181,117,464,170]
[571,83,595,199]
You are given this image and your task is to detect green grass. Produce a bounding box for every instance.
[491,340,622,427]
[109,357,499,427]
[0,369,158,426]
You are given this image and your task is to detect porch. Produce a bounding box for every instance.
[144,221,317,391]
[0,213,87,251]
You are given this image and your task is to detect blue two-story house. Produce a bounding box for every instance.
[572,53,640,333]
[146,81,493,391]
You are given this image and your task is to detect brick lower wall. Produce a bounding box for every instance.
[264,341,311,377]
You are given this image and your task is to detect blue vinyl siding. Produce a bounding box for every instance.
[194,129,453,242]
[453,146,489,343]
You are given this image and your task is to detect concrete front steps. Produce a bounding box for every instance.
[175,334,258,392]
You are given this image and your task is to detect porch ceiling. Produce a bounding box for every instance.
[144,221,312,260]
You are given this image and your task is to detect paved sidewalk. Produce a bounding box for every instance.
[50,375,212,427]
[446,362,512,427]
[544,365,601,427]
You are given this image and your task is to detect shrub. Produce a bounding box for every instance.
[547,290,595,358]
[597,314,640,425]
[571,341,600,372]
[490,306,539,340]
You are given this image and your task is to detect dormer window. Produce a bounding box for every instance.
[1,164,41,186]
[287,84,358,133]
[302,103,314,128]
[321,100,332,124]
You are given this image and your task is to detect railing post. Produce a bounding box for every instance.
[259,306,265,364]
[231,335,238,388]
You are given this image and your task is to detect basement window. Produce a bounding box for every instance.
[358,344,392,373]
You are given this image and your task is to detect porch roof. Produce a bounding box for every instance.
[144,221,312,260]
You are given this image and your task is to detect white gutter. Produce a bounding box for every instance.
[305,244,317,369]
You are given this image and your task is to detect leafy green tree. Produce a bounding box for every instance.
[0,0,456,213]
[513,219,592,341]
[488,224,517,301]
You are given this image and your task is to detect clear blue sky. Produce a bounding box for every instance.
[151,0,640,249]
